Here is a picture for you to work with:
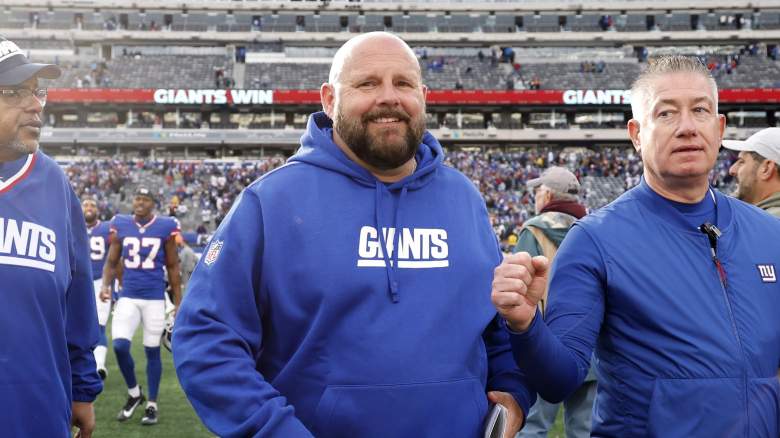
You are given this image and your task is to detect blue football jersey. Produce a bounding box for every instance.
[87,220,111,280]
[0,151,102,437]
[111,214,180,299]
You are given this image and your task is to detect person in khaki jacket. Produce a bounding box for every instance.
[724,127,780,218]
[723,127,780,381]
[513,167,594,438]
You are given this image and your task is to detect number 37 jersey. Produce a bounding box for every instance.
[110,214,180,300]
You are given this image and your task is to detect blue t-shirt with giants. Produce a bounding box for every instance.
[110,214,179,300]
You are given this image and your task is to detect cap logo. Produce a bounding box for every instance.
[0,40,23,64]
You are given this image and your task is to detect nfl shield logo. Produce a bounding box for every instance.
[204,240,224,266]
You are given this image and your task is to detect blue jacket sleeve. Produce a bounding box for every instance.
[66,187,103,403]
[173,190,313,438]
[485,237,536,417]
[508,225,605,403]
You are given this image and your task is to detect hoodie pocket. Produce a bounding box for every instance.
[313,377,487,438]
[646,377,743,438]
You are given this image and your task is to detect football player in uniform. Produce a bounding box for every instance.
[83,197,112,380]
[0,37,101,437]
[101,187,182,425]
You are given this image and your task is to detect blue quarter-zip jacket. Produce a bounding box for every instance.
[173,112,534,438]
[509,179,780,437]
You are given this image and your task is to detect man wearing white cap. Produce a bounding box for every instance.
[0,37,102,436]
[723,127,780,218]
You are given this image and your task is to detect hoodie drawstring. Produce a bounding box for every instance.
[389,186,408,302]
[374,182,408,303]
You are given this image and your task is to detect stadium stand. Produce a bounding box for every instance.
[4,6,779,35]
[0,0,771,247]
[41,42,779,92]
[60,147,738,251]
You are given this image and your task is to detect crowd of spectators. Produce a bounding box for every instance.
[62,148,738,252]
[63,158,286,245]
[444,147,736,251]
[158,158,285,237]
[65,159,134,220]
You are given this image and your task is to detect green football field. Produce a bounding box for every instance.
[92,326,565,437]
[91,325,212,438]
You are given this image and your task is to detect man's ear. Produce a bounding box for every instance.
[627,119,641,153]
[543,188,553,206]
[757,158,776,182]
[320,83,335,117]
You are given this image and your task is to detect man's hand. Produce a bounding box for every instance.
[99,285,111,302]
[487,391,524,438]
[491,252,548,332]
[71,401,95,438]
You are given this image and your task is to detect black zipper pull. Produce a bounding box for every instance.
[699,222,727,287]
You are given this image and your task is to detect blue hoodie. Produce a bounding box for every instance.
[174,112,534,438]
[509,179,780,437]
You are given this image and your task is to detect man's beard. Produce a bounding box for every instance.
[733,179,753,202]
[6,137,38,156]
[334,106,425,171]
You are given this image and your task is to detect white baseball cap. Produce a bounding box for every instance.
[722,127,780,164]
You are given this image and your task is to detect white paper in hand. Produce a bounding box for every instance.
[483,403,508,438]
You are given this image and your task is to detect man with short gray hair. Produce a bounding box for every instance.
[724,127,780,218]
[493,56,780,436]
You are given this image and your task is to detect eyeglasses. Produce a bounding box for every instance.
[0,87,47,106]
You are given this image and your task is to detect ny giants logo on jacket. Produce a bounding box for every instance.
[0,217,56,272]
[757,264,777,283]
[357,226,449,268]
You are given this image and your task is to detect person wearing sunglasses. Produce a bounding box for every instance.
[0,37,103,437]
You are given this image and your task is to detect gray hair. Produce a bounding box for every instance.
[630,56,718,124]
[543,185,579,202]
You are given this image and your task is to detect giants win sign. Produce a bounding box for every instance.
[44,88,780,105]
[153,89,274,105]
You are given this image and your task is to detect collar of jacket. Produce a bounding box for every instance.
[540,200,587,219]
[757,191,780,212]
[631,177,734,235]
